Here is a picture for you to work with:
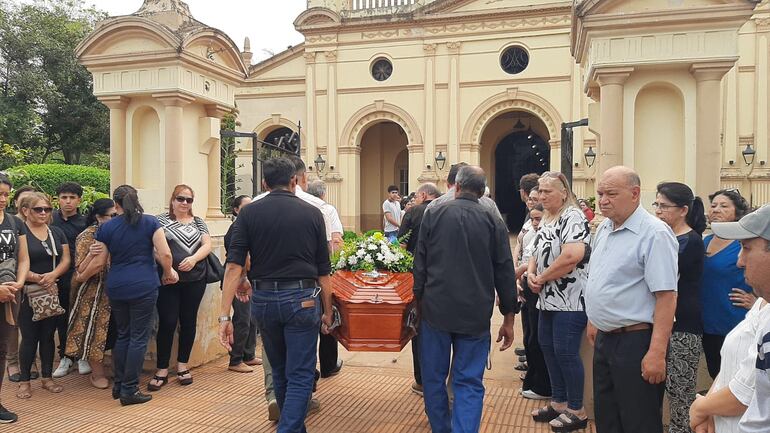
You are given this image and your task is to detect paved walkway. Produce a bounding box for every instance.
[3,319,595,433]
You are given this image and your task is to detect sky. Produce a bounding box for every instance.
[19,0,308,63]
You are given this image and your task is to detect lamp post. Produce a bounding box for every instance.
[742,144,756,166]
[584,146,596,168]
[314,154,326,173]
[435,151,447,171]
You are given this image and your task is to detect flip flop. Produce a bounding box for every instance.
[147,375,168,391]
[177,370,193,386]
[41,380,63,394]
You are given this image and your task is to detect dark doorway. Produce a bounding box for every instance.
[494,130,549,232]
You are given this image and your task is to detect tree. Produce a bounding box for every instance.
[0,0,109,165]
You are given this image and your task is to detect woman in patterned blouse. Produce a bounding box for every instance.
[527,171,591,432]
[148,185,212,391]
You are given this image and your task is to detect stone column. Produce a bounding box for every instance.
[338,146,360,231]
[205,104,231,220]
[423,44,437,174]
[407,144,424,193]
[447,42,461,164]
[691,62,734,198]
[155,92,194,192]
[98,96,130,191]
[305,52,318,164]
[593,67,632,175]
[326,51,339,170]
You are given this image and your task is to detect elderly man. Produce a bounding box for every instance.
[696,205,770,433]
[426,162,504,222]
[414,165,517,433]
[585,166,678,433]
[306,180,344,252]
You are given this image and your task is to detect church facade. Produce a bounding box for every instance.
[77,0,769,233]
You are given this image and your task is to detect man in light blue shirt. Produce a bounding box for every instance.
[585,166,678,433]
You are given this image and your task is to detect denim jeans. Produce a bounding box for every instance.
[384,231,398,244]
[252,287,320,433]
[420,320,490,433]
[538,310,587,410]
[110,291,157,397]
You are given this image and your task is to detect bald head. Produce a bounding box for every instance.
[455,165,487,198]
[597,166,642,226]
[417,182,440,201]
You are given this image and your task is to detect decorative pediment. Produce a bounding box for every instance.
[182,30,248,75]
[294,7,342,30]
[76,18,179,58]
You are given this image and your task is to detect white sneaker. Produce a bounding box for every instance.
[521,389,551,400]
[52,358,73,378]
[78,360,92,375]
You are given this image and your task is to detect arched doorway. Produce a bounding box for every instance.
[480,111,550,232]
[359,121,408,231]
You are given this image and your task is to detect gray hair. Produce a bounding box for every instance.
[417,182,440,198]
[455,165,486,198]
[306,180,327,199]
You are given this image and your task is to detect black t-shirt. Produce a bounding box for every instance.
[673,230,706,334]
[51,210,87,273]
[0,214,26,264]
[26,225,67,275]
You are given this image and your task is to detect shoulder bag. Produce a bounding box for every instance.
[25,227,65,322]
[205,252,225,284]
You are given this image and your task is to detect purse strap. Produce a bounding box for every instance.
[46,227,58,271]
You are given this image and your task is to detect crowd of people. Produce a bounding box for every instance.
[0,155,768,433]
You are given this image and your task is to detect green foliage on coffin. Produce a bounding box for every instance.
[6,163,110,197]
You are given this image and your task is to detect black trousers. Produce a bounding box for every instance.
[155,279,207,369]
[229,296,258,366]
[319,333,339,376]
[56,272,73,359]
[18,296,57,381]
[522,291,551,396]
[412,333,421,385]
[594,329,665,433]
[702,333,725,379]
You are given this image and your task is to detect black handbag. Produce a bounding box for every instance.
[205,252,225,284]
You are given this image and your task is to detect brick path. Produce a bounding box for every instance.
[3,349,595,433]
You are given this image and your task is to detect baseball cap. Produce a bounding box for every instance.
[711,204,770,241]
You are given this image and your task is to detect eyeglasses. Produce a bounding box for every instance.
[31,206,53,214]
[651,202,681,211]
[108,212,118,218]
[175,196,194,204]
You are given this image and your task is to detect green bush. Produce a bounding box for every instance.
[342,231,358,242]
[5,164,110,196]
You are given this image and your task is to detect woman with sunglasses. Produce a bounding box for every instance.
[148,184,211,391]
[527,171,590,432]
[65,198,117,389]
[652,182,706,433]
[15,192,70,400]
[702,189,753,379]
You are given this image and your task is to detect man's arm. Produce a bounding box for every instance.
[642,290,676,384]
[491,218,517,351]
[384,211,400,227]
[397,209,413,244]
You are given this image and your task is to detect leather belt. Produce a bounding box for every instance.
[252,279,318,290]
[606,323,652,334]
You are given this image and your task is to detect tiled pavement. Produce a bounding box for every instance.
[3,348,595,433]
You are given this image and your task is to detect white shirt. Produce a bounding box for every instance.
[382,199,402,232]
[254,185,342,241]
[713,299,770,433]
[739,301,770,432]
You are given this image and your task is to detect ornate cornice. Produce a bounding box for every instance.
[324,50,338,61]
[423,43,437,55]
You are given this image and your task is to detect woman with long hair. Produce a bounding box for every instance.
[701,189,753,378]
[65,198,117,389]
[89,185,177,405]
[653,182,706,433]
[148,184,211,391]
[527,171,591,432]
[15,192,70,400]
[0,175,29,423]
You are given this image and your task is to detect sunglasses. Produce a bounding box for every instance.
[108,212,118,218]
[31,206,53,214]
[175,196,194,204]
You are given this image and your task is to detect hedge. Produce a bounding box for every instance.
[6,164,110,196]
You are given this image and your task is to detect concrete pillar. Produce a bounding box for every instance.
[98,96,130,191]
[338,146,360,231]
[305,52,318,164]
[447,42,461,164]
[691,62,734,199]
[326,51,339,170]
[155,93,194,193]
[423,44,437,173]
[593,67,633,175]
[407,144,424,194]
[205,104,231,220]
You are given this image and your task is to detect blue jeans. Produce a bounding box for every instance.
[384,230,398,243]
[420,320,490,433]
[252,287,320,433]
[110,291,157,397]
[538,310,587,410]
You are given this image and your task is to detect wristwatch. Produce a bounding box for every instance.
[218,315,231,323]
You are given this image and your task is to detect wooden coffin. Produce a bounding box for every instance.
[330,270,416,352]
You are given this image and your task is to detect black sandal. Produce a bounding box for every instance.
[147,375,168,391]
[550,412,588,432]
[177,370,193,386]
[532,405,561,423]
[6,367,20,383]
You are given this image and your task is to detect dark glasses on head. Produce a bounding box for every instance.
[31,207,53,214]
[175,196,194,204]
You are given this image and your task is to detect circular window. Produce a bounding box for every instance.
[371,58,393,81]
[500,46,529,75]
